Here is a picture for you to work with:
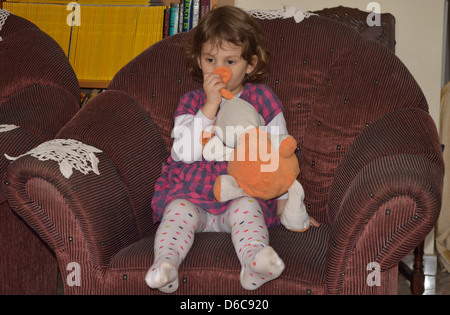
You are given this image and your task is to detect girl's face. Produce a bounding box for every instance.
[198,40,257,95]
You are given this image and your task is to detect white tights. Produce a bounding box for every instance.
[145,197,285,293]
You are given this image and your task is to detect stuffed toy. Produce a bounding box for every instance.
[202,67,310,232]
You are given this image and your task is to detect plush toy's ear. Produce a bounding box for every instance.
[213,67,235,100]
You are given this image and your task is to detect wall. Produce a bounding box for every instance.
[444,0,449,85]
[236,0,446,255]
[236,0,445,129]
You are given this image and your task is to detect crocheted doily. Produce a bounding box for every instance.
[5,139,103,179]
[0,9,11,41]
[0,124,19,133]
[248,6,317,23]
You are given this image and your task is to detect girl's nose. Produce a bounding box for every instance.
[214,61,230,69]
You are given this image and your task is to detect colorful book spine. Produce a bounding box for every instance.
[182,0,191,32]
[163,7,170,38]
[178,0,184,33]
[169,3,179,36]
[201,0,210,18]
[190,0,199,28]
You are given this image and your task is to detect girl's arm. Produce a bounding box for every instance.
[276,198,288,216]
[265,112,288,135]
[171,110,215,163]
[171,73,224,163]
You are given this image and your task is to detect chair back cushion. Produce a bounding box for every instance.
[0,13,79,104]
[110,15,427,224]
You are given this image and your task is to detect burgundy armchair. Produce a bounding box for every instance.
[0,12,80,294]
[3,10,443,295]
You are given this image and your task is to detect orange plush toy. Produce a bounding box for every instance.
[203,67,310,232]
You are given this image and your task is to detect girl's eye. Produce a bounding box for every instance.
[227,60,236,65]
[206,58,215,63]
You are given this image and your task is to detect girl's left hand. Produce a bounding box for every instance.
[309,216,320,227]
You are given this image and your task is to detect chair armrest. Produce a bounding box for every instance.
[3,151,140,268]
[325,108,444,294]
[0,127,41,202]
[3,89,169,271]
[56,90,169,232]
[1,86,80,201]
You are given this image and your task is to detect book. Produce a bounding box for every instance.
[80,88,104,107]
[178,0,184,33]
[190,0,199,28]
[163,6,170,38]
[177,0,202,33]
[201,0,210,18]
[182,0,191,32]
[169,3,179,36]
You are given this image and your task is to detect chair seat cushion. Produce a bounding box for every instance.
[107,224,330,295]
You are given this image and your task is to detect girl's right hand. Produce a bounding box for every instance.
[201,73,226,120]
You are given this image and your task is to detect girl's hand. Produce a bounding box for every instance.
[201,73,226,120]
[309,216,320,227]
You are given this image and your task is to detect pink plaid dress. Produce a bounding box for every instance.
[151,83,284,227]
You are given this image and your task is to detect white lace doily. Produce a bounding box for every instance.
[248,6,317,23]
[0,124,19,133]
[5,139,103,179]
[0,9,11,42]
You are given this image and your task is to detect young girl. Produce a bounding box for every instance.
[146,6,314,293]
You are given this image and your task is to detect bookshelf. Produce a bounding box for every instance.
[1,0,234,89]
[162,0,234,7]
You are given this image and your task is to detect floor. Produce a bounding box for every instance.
[397,254,450,295]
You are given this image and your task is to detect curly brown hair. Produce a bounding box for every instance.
[182,6,269,83]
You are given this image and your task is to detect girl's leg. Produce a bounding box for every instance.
[145,199,208,293]
[223,197,285,290]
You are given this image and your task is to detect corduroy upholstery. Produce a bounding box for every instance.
[0,13,80,294]
[3,13,444,295]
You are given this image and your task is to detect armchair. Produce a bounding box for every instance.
[3,8,443,295]
[0,11,80,294]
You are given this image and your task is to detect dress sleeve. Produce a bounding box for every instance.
[265,112,288,135]
[255,84,284,125]
[173,89,206,118]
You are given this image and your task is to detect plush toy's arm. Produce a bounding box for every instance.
[203,136,234,161]
[269,134,298,158]
[280,180,310,232]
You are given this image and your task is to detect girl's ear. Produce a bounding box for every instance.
[246,55,258,74]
